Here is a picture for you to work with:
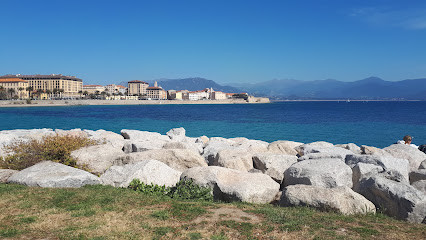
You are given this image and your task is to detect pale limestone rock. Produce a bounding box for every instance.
[252,153,297,183]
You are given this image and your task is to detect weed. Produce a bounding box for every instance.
[170,202,207,221]
[0,134,98,170]
[350,226,380,237]
[0,228,20,237]
[153,226,174,239]
[19,216,37,224]
[210,232,227,240]
[219,220,254,237]
[188,232,203,240]
[151,210,170,220]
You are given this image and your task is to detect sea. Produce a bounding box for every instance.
[0,101,425,148]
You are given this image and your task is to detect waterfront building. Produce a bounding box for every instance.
[0,78,29,99]
[128,80,148,96]
[1,74,83,98]
[146,81,166,100]
[116,85,127,95]
[211,91,227,100]
[83,85,106,94]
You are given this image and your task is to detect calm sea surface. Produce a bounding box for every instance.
[0,101,425,148]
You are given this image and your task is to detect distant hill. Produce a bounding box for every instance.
[118,78,241,93]
[232,77,426,100]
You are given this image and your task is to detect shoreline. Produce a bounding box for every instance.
[0,98,269,107]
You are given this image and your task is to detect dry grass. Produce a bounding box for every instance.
[0,183,424,240]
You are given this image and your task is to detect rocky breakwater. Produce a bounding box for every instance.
[1,128,425,223]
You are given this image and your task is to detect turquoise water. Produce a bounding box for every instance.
[0,101,425,148]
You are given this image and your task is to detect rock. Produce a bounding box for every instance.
[336,143,362,154]
[345,154,409,183]
[199,136,209,144]
[384,144,426,172]
[420,160,426,170]
[7,161,101,187]
[131,140,167,152]
[252,153,297,183]
[297,152,343,162]
[166,127,186,141]
[211,148,254,171]
[122,140,133,153]
[202,137,235,164]
[409,169,426,184]
[361,145,389,156]
[280,185,376,215]
[100,160,181,188]
[71,144,126,175]
[267,141,301,155]
[0,169,18,183]
[233,139,269,153]
[55,129,88,138]
[284,159,353,188]
[84,129,125,149]
[121,129,170,142]
[352,163,384,192]
[120,149,207,172]
[163,141,202,155]
[412,180,426,193]
[358,176,426,223]
[295,141,334,156]
[181,166,280,204]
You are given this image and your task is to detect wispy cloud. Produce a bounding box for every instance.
[350,6,426,30]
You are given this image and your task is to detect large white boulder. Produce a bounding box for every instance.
[297,152,344,161]
[71,144,126,175]
[358,176,426,223]
[296,142,353,160]
[252,153,297,183]
[383,144,426,172]
[267,141,302,155]
[121,129,170,142]
[120,149,207,172]
[335,143,362,154]
[166,127,186,142]
[284,159,353,188]
[412,180,426,193]
[345,154,409,183]
[84,129,125,149]
[211,148,254,171]
[7,161,101,187]
[100,160,181,188]
[202,137,235,164]
[280,185,376,215]
[409,169,426,184]
[295,141,334,156]
[0,169,18,183]
[181,166,280,204]
[352,163,384,192]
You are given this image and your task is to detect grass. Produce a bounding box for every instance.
[0,183,425,240]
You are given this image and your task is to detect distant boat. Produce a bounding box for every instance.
[346,99,350,103]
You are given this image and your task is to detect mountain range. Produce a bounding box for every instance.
[118,77,426,100]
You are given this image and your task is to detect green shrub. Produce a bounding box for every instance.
[128,179,213,201]
[0,134,98,170]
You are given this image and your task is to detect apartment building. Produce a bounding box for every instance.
[83,85,105,94]
[128,80,148,96]
[0,78,29,99]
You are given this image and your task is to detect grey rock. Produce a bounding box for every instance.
[120,149,207,172]
[383,144,426,172]
[345,154,409,182]
[409,169,426,184]
[84,129,125,149]
[358,176,426,223]
[131,140,167,152]
[252,153,297,183]
[412,180,426,193]
[296,142,353,160]
[71,144,126,175]
[420,160,426,170]
[202,137,235,164]
[267,141,301,155]
[120,129,170,142]
[297,152,343,162]
[295,141,334,156]
[7,161,101,188]
[336,143,362,154]
[280,185,376,215]
[181,166,280,204]
[163,141,202,155]
[100,160,181,188]
[284,159,353,188]
[361,145,389,156]
[0,169,18,183]
[352,163,383,192]
[211,148,254,171]
[166,127,186,141]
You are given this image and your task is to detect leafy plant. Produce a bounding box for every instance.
[128,179,213,201]
[0,134,98,170]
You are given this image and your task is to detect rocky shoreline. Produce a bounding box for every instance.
[0,128,425,223]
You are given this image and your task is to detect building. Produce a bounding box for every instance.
[146,81,166,100]
[211,91,227,100]
[1,74,83,98]
[0,78,29,99]
[83,85,105,94]
[116,85,127,95]
[128,80,148,96]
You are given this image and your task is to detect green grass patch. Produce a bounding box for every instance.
[219,220,254,237]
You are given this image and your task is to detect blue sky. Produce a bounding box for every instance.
[1,0,425,84]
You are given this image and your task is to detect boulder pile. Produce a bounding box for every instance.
[1,128,425,223]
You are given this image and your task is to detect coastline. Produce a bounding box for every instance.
[0,98,269,107]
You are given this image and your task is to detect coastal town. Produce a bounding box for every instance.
[0,74,260,102]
